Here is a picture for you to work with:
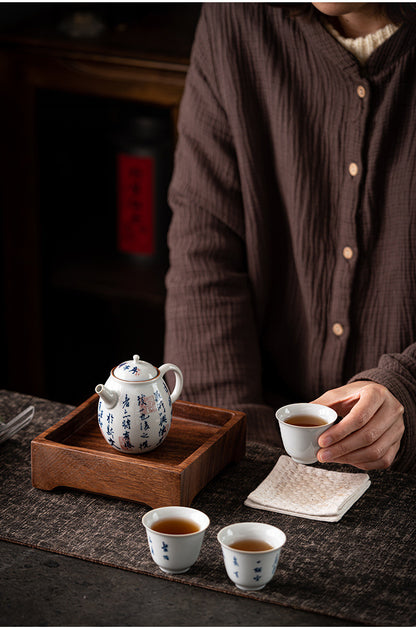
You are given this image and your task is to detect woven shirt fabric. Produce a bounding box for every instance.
[164,4,416,472]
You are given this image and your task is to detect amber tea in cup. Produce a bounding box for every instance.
[150,517,200,535]
[217,522,286,591]
[142,506,210,574]
[276,402,338,464]
[229,539,274,551]
[284,415,327,427]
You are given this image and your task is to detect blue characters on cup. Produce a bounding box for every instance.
[231,555,264,584]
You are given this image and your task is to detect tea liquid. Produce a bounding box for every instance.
[229,539,274,551]
[151,517,200,535]
[285,415,327,427]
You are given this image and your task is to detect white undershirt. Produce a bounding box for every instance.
[324,20,400,65]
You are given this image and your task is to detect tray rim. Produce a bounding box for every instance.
[31,394,246,472]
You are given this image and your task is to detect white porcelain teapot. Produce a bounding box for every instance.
[95,355,183,454]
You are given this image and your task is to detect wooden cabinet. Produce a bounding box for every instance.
[0,4,200,404]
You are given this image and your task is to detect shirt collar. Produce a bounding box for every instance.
[291,11,416,78]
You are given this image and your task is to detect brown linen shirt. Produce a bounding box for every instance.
[164,4,416,472]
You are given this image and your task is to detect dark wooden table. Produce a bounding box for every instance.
[1,539,359,627]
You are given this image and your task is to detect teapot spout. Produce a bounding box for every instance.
[95,384,118,409]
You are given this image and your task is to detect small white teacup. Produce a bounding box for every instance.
[275,402,338,464]
[142,506,210,574]
[217,522,286,591]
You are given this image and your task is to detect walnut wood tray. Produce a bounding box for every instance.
[31,395,246,508]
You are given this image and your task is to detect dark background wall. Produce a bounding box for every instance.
[0,3,201,405]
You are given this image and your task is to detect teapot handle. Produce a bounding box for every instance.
[159,363,184,404]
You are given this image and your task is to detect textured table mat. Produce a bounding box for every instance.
[1,390,415,626]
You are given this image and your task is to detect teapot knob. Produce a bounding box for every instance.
[133,354,141,364]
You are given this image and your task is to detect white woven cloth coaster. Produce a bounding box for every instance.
[245,455,371,522]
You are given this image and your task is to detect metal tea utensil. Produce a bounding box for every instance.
[0,405,35,444]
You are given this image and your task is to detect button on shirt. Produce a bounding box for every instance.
[357,85,366,98]
[343,246,354,260]
[348,162,359,176]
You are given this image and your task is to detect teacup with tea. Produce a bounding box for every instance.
[142,506,210,574]
[275,402,338,464]
[217,522,286,591]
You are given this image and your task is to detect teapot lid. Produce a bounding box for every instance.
[112,355,158,382]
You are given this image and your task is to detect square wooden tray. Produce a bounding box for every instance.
[31,395,246,508]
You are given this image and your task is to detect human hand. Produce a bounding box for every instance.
[311,381,404,470]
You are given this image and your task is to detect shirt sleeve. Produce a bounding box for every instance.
[164,7,280,446]
[349,344,416,472]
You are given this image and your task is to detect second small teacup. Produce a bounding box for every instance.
[142,506,210,574]
[217,522,286,591]
[275,402,338,464]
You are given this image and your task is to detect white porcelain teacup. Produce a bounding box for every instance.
[275,402,338,464]
[217,522,286,591]
[142,506,210,574]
